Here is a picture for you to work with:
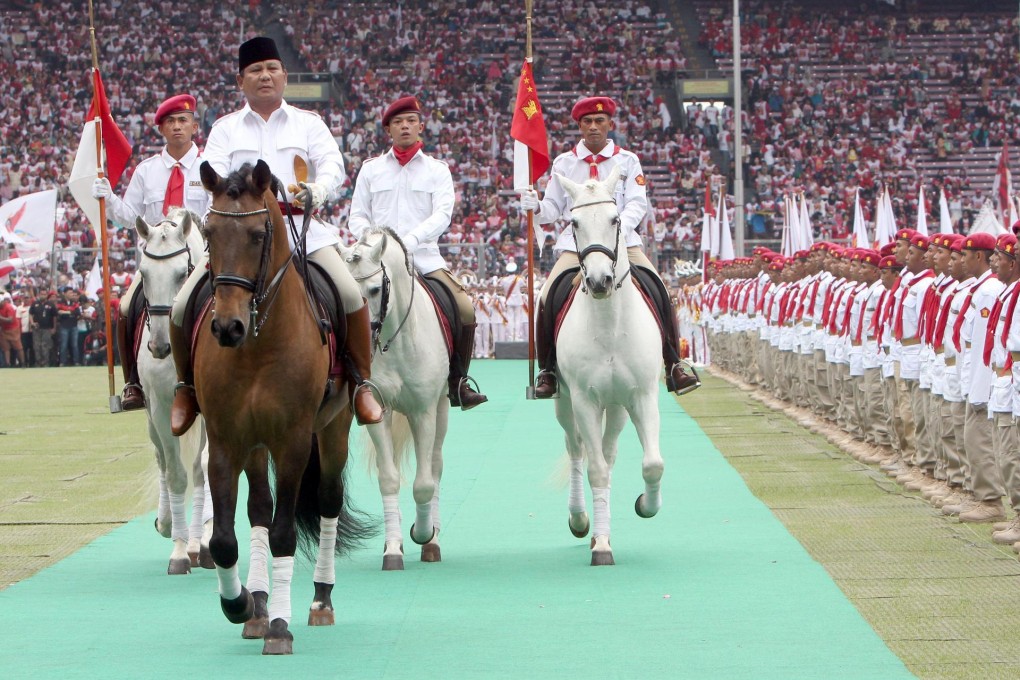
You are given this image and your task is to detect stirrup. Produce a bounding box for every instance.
[351,379,384,425]
[451,376,487,410]
[667,360,701,396]
[534,370,558,399]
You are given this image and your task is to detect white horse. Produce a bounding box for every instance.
[341,228,449,570]
[134,209,212,574]
[554,166,665,566]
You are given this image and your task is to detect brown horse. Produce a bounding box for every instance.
[195,160,369,655]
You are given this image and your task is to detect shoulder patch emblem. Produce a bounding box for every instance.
[981,307,990,318]
[635,174,646,186]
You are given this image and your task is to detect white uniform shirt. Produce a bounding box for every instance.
[535,139,648,255]
[988,280,1017,414]
[962,270,1005,405]
[203,100,344,253]
[106,144,209,229]
[348,147,455,274]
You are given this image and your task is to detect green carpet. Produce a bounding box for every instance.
[0,362,909,678]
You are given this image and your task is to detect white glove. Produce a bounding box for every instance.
[294,181,327,210]
[91,177,112,200]
[519,189,540,214]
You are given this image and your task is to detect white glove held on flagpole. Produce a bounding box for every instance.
[294,182,327,210]
[519,189,540,214]
[91,177,112,200]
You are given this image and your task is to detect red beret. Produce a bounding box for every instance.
[810,242,829,252]
[382,96,422,126]
[962,232,997,251]
[879,256,901,270]
[879,242,896,257]
[859,249,880,266]
[794,250,810,261]
[768,259,785,272]
[910,234,929,251]
[895,228,916,242]
[155,94,196,125]
[996,233,1017,257]
[571,96,617,121]
[949,235,965,252]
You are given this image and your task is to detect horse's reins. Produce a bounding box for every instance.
[570,198,631,293]
[352,256,416,354]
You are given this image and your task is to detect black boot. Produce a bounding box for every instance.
[170,321,199,436]
[345,306,384,425]
[643,268,701,396]
[116,312,145,411]
[449,323,487,410]
[534,300,557,398]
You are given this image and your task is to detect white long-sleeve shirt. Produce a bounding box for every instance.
[534,139,648,255]
[106,144,209,229]
[347,147,455,274]
[203,100,343,253]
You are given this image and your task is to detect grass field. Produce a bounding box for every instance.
[3,365,1020,678]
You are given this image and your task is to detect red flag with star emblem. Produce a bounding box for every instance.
[511,59,549,189]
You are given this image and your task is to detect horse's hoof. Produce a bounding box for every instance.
[421,543,442,563]
[590,551,615,567]
[221,586,254,624]
[199,544,215,569]
[634,494,658,519]
[409,523,437,546]
[188,550,200,568]
[382,554,404,571]
[262,619,294,656]
[154,517,172,539]
[167,557,192,575]
[308,605,335,627]
[242,592,269,639]
[569,513,590,538]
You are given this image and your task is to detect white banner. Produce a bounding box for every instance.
[0,189,57,260]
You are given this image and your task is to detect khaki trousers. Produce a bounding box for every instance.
[995,412,1020,512]
[963,403,1004,502]
[947,401,968,487]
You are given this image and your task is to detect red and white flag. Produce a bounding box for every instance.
[0,190,57,260]
[511,59,550,190]
[68,69,132,242]
[993,142,1012,222]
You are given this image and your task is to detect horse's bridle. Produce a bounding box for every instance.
[140,220,196,325]
[205,204,293,337]
[352,255,416,354]
[571,198,629,293]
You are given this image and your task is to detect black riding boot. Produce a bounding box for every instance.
[644,270,701,395]
[534,300,557,398]
[449,323,487,410]
[117,311,145,411]
[170,321,199,436]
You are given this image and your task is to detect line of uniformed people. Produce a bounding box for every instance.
[696,227,1020,554]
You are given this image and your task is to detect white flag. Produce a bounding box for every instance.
[851,189,870,248]
[0,190,57,260]
[718,191,734,260]
[915,185,929,236]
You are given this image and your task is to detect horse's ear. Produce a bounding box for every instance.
[252,160,272,195]
[199,161,221,192]
[337,242,354,261]
[602,163,622,194]
[557,173,582,201]
[135,216,150,242]
[367,232,387,262]
[179,210,192,238]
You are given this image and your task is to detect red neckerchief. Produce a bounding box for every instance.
[392,141,423,166]
[840,283,865,337]
[893,269,933,340]
[952,270,993,352]
[932,282,962,352]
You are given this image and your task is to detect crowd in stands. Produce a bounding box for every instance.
[2,0,1020,342]
[695,0,1020,243]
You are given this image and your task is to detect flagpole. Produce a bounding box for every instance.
[88,0,119,412]
[524,0,537,399]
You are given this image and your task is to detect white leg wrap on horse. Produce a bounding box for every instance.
[430,489,441,532]
[202,475,213,524]
[267,556,294,624]
[569,459,586,513]
[168,491,188,542]
[157,473,169,518]
[189,486,205,541]
[383,494,402,543]
[592,486,611,538]
[217,564,242,600]
[246,526,270,594]
[415,502,432,536]
[313,516,338,584]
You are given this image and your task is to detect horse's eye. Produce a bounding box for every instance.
[250,231,265,245]
[368,285,381,297]
[571,218,580,228]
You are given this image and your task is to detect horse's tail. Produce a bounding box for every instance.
[293,435,378,559]
[359,413,414,481]
[551,446,589,488]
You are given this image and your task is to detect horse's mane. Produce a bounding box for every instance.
[163,207,204,229]
[223,162,266,200]
[358,227,413,275]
